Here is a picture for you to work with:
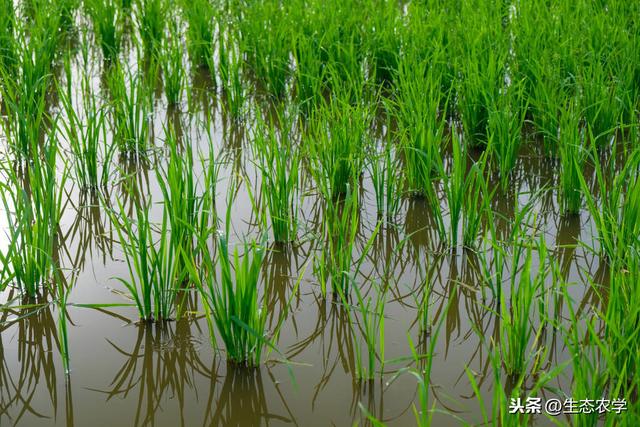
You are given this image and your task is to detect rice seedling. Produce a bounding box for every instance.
[557,97,587,215]
[60,62,113,191]
[218,27,245,121]
[106,64,152,156]
[0,132,68,298]
[392,55,448,197]
[0,0,17,77]
[160,19,185,107]
[86,0,122,62]
[238,1,291,99]
[0,11,60,159]
[577,145,640,264]
[439,131,490,249]
[315,185,381,298]
[252,110,301,243]
[456,31,506,147]
[563,287,607,427]
[529,60,567,155]
[307,95,371,201]
[181,0,215,71]
[486,82,528,189]
[136,0,165,58]
[156,125,202,279]
[499,233,549,378]
[107,194,181,322]
[367,137,403,221]
[579,61,622,146]
[187,233,268,367]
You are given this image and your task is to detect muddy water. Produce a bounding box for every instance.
[0,45,614,427]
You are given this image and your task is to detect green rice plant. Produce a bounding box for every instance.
[457,45,506,147]
[349,283,386,381]
[529,60,567,155]
[188,233,268,367]
[218,27,245,121]
[307,96,371,201]
[557,98,587,215]
[0,13,59,158]
[500,234,548,378]
[238,1,291,98]
[107,65,152,156]
[315,188,360,297]
[156,126,202,279]
[0,0,17,77]
[291,32,325,114]
[562,287,607,427]
[577,145,640,264]
[0,134,68,298]
[86,0,122,62]
[182,0,215,70]
[579,61,622,146]
[135,0,166,57]
[60,64,113,191]
[108,195,181,322]
[462,159,491,250]
[367,138,403,221]
[439,132,490,249]
[252,110,301,243]
[196,134,222,239]
[160,19,185,106]
[365,0,400,84]
[392,56,447,197]
[591,255,640,425]
[486,82,528,189]
[315,187,381,298]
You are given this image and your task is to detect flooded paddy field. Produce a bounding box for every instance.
[0,0,639,426]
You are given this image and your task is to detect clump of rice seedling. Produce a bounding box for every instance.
[108,195,182,322]
[238,1,291,99]
[187,233,268,367]
[106,65,152,156]
[557,98,587,215]
[135,0,166,58]
[500,233,550,378]
[529,60,567,155]
[578,145,640,264]
[252,109,301,243]
[439,131,490,249]
[86,0,122,62]
[160,19,185,106]
[0,134,68,298]
[367,137,403,221]
[307,96,371,201]
[60,63,113,191]
[156,126,202,279]
[315,188,381,298]
[457,44,506,147]
[579,61,622,146]
[0,11,60,159]
[182,0,215,70]
[218,27,245,121]
[0,0,18,77]
[486,82,528,189]
[392,55,448,197]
